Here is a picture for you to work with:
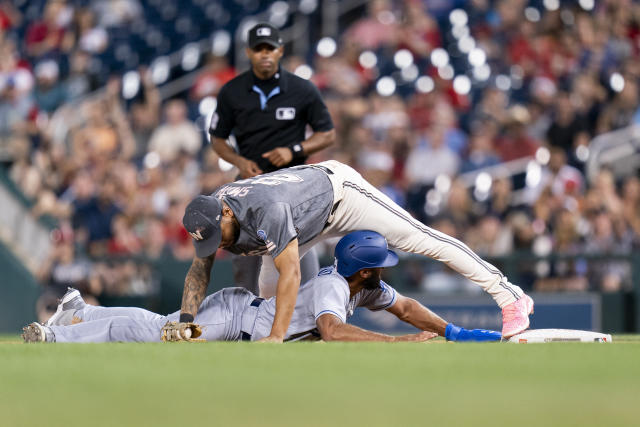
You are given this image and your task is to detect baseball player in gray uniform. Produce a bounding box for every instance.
[177,161,533,343]
[22,231,501,343]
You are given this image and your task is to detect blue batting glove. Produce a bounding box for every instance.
[445,324,502,342]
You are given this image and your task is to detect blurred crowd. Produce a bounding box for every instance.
[2,0,640,305]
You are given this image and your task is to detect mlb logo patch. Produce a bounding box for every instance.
[276,107,295,120]
[257,27,271,36]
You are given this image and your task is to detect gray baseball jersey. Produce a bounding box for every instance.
[214,166,334,258]
[250,266,398,341]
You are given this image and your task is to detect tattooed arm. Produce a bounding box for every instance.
[179,254,215,322]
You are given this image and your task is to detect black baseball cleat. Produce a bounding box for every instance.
[22,323,55,343]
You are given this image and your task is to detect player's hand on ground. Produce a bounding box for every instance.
[238,158,263,178]
[256,335,284,343]
[393,331,438,343]
[262,147,293,167]
[161,321,205,342]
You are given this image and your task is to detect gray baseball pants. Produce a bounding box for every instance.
[50,288,257,343]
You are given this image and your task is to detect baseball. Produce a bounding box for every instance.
[183,328,192,339]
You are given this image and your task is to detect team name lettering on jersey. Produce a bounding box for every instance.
[236,173,304,186]
[216,186,252,198]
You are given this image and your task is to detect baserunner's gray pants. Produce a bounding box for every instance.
[50,288,255,343]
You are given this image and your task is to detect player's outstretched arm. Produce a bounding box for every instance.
[260,239,301,343]
[179,254,215,322]
[387,293,501,342]
[386,294,448,336]
[316,313,437,343]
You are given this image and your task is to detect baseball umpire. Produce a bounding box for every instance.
[209,22,335,294]
[24,231,501,343]
[177,161,534,343]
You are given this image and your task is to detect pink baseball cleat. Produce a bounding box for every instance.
[501,294,534,338]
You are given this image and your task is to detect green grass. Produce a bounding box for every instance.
[1,335,639,427]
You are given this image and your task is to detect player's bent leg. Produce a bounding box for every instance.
[258,255,279,298]
[299,246,320,284]
[232,254,261,294]
[257,246,320,298]
[324,164,527,309]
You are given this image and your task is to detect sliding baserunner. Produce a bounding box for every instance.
[178,160,533,342]
[23,231,501,344]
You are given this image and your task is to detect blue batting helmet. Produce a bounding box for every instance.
[335,230,399,277]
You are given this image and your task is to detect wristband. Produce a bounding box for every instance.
[289,143,305,159]
[180,313,194,323]
[445,323,462,341]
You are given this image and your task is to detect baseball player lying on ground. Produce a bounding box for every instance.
[23,231,500,343]
[179,160,533,343]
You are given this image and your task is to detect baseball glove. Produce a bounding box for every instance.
[161,321,205,342]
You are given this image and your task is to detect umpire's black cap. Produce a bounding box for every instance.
[247,23,282,49]
[183,195,223,258]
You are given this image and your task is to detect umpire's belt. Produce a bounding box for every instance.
[240,298,264,341]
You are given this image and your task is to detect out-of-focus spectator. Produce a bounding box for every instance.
[107,213,142,255]
[584,210,632,292]
[69,171,121,255]
[63,49,100,100]
[443,178,474,231]
[33,59,66,113]
[526,147,584,205]
[163,197,194,260]
[140,215,169,260]
[397,2,440,60]
[534,208,588,292]
[460,125,500,173]
[190,54,235,100]
[621,176,640,238]
[485,177,516,220]
[72,8,108,54]
[36,241,93,294]
[597,78,638,133]
[344,0,398,50]
[405,124,460,186]
[0,80,34,163]
[0,2,21,32]
[494,105,540,162]
[467,214,513,257]
[591,169,623,215]
[148,99,201,163]
[546,92,590,161]
[129,68,160,159]
[25,0,73,58]
[91,0,141,29]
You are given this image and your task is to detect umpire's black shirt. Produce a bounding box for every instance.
[209,67,334,173]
